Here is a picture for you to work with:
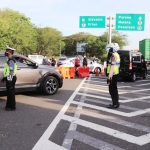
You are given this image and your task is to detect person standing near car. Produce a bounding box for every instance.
[1,46,17,111]
[83,55,88,67]
[51,56,56,66]
[107,43,120,109]
[75,55,80,68]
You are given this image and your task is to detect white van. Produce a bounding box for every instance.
[28,55,44,64]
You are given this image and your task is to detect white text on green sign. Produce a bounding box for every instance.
[115,14,145,31]
[79,16,106,28]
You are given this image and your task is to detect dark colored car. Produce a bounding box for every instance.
[117,50,147,81]
[57,56,67,67]
[0,52,63,95]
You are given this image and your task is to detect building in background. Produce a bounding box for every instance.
[139,39,150,60]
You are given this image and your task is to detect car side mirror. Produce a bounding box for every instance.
[33,63,38,68]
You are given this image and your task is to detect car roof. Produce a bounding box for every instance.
[117,50,142,54]
[0,52,37,63]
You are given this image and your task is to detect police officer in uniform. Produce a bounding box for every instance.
[1,46,17,111]
[106,43,120,109]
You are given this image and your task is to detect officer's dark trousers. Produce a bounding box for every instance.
[6,76,17,109]
[109,74,119,105]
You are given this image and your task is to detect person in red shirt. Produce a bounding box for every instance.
[75,56,80,68]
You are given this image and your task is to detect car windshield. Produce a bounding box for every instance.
[59,58,66,61]
[118,51,130,61]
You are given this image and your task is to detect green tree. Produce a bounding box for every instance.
[102,29,129,49]
[0,8,37,55]
[63,32,91,56]
[36,27,65,57]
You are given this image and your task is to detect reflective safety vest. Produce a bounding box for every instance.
[107,52,120,75]
[3,57,17,77]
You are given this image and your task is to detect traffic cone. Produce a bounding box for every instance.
[95,68,99,76]
[101,66,105,76]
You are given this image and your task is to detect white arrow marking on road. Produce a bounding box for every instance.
[63,115,150,146]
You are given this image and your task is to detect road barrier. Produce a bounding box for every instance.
[78,66,90,78]
[101,66,105,76]
[57,67,75,79]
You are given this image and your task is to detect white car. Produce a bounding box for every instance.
[28,55,44,64]
[87,59,103,73]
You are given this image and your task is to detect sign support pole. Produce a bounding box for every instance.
[107,16,113,44]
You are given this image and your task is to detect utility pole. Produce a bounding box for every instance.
[107,16,114,44]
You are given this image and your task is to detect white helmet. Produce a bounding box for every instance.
[108,43,119,52]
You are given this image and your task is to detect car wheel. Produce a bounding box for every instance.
[131,72,136,82]
[143,71,147,79]
[42,76,59,95]
[94,67,101,74]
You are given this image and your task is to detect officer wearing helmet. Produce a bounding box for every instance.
[1,46,17,111]
[106,43,120,109]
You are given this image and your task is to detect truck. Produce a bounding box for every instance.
[139,39,150,60]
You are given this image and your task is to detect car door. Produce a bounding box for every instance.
[0,55,7,91]
[14,56,41,86]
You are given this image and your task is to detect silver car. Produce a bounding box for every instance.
[0,52,63,95]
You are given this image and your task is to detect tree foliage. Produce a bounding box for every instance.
[0,8,37,54]
[63,30,129,61]
[0,8,129,60]
[36,27,65,56]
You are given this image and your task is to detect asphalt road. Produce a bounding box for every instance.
[1,75,150,150]
[0,78,82,150]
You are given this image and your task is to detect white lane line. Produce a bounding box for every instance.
[81,87,128,94]
[62,76,91,149]
[63,115,150,146]
[83,98,139,111]
[32,78,86,150]
[136,83,150,86]
[82,87,150,95]
[85,80,106,83]
[82,110,150,132]
[84,82,133,89]
[77,93,150,103]
[77,92,150,103]
[41,140,67,150]
[71,101,150,117]
[84,83,108,87]
[136,80,149,82]
[72,131,125,150]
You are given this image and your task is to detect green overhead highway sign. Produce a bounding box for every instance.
[116,14,145,31]
[79,16,106,28]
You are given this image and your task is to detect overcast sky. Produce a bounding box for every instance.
[1,0,150,50]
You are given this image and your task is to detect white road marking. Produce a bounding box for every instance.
[69,130,125,150]
[82,110,150,132]
[81,87,128,94]
[136,83,150,86]
[41,140,67,150]
[32,78,86,150]
[136,80,149,82]
[62,76,91,149]
[84,82,131,89]
[71,101,150,117]
[63,115,150,146]
[77,92,150,103]
[80,87,150,95]
[83,98,139,110]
